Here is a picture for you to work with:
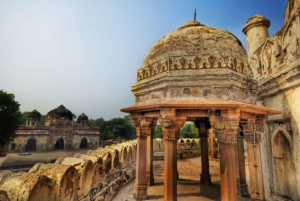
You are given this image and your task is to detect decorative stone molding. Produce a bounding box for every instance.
[134,185,147,200]
[137,55,252,81]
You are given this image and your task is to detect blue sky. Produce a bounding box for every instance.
[0,0,287,120]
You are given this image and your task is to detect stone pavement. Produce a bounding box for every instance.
[113,157,251,201]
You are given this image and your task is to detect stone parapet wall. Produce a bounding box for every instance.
[0,140,137,201]
[153,138,201,160]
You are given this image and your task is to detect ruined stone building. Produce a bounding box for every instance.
[9,105,100,152]
[121,0,300,200]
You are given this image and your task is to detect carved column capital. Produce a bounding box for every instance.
[131,113,156,138]
[210,110,240,145]
[159,112,186,141]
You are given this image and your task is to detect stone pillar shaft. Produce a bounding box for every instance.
[237,136,249,196]
[210,113,239,201]
[196,119,211,185]
[134,134,147,200]
[208,128,217,158]
[247,143,264,200]
[146,133,154,186]
[219,142,238,200]
[243,119,265,201]
[164,136,178,201]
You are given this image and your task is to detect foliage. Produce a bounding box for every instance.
[21,111,30,125]
[153,124,162,139]
[100,117,136,141]
[88,117,104,127]
[179,123,199,138]
[49,158,57,163]
[0,90,22,147]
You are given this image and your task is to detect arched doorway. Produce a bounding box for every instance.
[80,138,88,149]
[55,138,64,150]
[25,139,36,151]
[273,131,298,200]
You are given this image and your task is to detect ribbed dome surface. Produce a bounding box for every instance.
[48,105,73,120]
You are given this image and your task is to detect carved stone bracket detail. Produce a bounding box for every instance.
[215,130,238,145]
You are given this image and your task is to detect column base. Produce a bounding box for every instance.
[200,174,212,185]
[237,183,249,196]
[146,173,154,186]
[134,185,147,200]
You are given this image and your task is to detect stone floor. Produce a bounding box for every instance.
[114,156,251,201]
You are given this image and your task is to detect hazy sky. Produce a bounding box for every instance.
[0,0,287,120]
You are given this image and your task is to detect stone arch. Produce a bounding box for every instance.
[127,146,133,164]
[25,138,37,151]
[114,150,120,169]
[121,147,128,168]
[103,153,112,174]
[271,129,298,200]
[55,138,64,150]
[80,138,88,149]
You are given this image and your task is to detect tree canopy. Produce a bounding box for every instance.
[88,117,104,127]
[179,123,199,138]
[100,116,136,141]
[0,90,22,147]
[153,124,162,139]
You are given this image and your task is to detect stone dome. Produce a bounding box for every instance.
[27,110,41,119]
[48,105,73,120]
[132,20,257,105]
[77,113,89,121]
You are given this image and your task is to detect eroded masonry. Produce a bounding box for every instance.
[121,1,300,200]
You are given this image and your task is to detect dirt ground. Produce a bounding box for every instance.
[113,156,251,201]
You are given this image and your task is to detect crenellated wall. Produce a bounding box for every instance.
[0,140,137,201]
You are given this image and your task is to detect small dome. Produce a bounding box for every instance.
[48,105,73,120]
[27,110,41,119]
[77,113,89,121]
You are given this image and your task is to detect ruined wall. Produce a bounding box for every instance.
[246,1,300,200]
[153,138,201,160]
[0,140,137,201]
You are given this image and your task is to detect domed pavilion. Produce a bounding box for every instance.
[121,20,280,201]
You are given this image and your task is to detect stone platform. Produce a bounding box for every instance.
[114,156,251,201]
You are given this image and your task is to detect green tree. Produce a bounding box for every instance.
[153,124,162,138]
[88,117,104,127]
[21,111,30,125]
[179,123,199,138]
[0,90,22,147]
[100,117,136,141]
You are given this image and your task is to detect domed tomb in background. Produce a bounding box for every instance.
[26,109,42,126]
[77,113,89,127]
[133,20,258,105]
[47,105,73,120]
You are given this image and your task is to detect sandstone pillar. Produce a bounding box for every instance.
[236,129,249,196]
[146,118,157,186]
[210,111,239,201]
[208,128,217,158]
[195,118,211,185]
[243,118,265,201]
[131,114,153,200]
[160,109,185,201]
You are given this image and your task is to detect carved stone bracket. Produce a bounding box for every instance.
[242,118,266,143]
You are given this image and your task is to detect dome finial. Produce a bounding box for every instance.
[194,9,196,21]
